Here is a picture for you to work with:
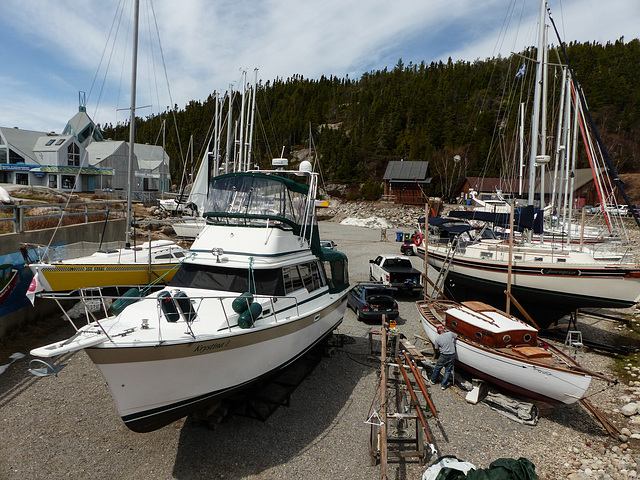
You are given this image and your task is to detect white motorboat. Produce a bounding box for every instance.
[31,165,350,432]
[416,298,606,404]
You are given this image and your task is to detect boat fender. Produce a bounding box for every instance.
[232,292,254,313]
[109,287,142,316]
[238,302,262,329]
[158,290,180,323]
[414,233,423,246]
[174,291,197,322]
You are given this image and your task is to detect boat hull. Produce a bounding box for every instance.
[86,294,347,433]
[34,263,179,292]
[0,269,18,305]
[417,302,592,404]
[421,245,640,313]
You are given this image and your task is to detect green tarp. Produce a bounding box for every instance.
[435,458,538,480]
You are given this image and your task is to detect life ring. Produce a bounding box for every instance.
[414,233,423,246]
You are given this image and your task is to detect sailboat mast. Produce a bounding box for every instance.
[125,0,140,248]
[527,0,547,206]
[539,24,549,210]
[247,68,258,170]
[225,87,233,174]
[213,92,220,175]
[238,71,246,172]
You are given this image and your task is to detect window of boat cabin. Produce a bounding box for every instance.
[204,175,309,228]
[169,264,285,296]
[283,265,304,293]
[283,261,325,294]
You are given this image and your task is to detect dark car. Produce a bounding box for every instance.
[347,283,399,322]
[400,240,415,256]
[320,240,337,250]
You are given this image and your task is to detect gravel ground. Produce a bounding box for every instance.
[1,220,639,480]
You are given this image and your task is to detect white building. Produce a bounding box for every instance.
[0,106,170,194]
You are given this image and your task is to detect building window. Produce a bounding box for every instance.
[9,149,24,164]
[61,175,76,189]
[56,139,65,146]
[45,139,55,146]
[49,175,57,189]
[16,173,28,185]
[67,143,80,166]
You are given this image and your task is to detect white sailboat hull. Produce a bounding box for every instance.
[421,242,640,309]
[417,302,592,404]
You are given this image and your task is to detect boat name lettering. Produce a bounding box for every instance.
[541,269,580,276]
[194,341,230,353]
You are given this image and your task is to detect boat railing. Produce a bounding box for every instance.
[583,241,639,264]
[21,239,186,263]
[39,288,302,338]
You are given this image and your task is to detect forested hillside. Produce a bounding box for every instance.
[100,38,640,198]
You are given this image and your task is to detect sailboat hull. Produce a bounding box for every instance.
[421,244,640,316]
[417,300,592,404]
[33,263,179,292]
[28,240,187,292]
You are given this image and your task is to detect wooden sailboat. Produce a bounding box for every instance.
[416,298,608,404]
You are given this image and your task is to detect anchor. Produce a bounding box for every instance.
[28,358,66,377]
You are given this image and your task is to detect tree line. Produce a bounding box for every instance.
[99,38,640,199]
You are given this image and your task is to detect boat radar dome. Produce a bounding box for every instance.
[299,160,312,172]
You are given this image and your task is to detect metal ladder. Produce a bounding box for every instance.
[433,239,457,297]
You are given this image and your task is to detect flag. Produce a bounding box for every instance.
[515,63,526,78]
[26,269,43,306]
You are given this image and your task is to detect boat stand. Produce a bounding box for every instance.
[369,319,437,478]
[192,341,325,427]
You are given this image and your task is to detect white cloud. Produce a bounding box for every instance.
[0,0,637,132]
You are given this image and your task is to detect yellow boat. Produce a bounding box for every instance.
[28,240,187,292]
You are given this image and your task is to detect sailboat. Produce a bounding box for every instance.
[26,0,187,295]
[416,298,603,403]
[419,0,640,323]
[30,162,350,433]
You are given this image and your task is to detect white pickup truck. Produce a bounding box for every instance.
[369,255,422,296]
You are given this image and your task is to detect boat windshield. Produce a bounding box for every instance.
[203,173,311,228]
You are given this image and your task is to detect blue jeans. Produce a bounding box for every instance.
[431,353,455,388]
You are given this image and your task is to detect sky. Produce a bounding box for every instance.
[0,0,638,134]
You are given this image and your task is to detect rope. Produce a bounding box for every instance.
[248,256,256,293]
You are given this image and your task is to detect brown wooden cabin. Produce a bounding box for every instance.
[444,301,539,349]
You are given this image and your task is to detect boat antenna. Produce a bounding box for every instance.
[546,7,640,229]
